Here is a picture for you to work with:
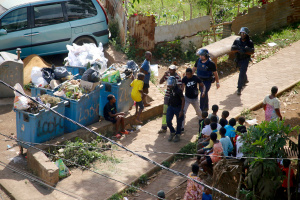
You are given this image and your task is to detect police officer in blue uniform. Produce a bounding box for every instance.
[231,27,255,95]
[193,49,220,112]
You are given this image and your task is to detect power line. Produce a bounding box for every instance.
[5,139,298,161]
[0,160,82,199]
[0,132,163,200]
[0,80,238,200]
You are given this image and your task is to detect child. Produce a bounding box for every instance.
[140,51,152,107]
[157,190,165,200]
[277,159,295,199]
[103,95,128,138]
[183,164,204,199]
[201,118,212,138]
[210,116,222,130]
[200,132,223,174]
[221,110,229,125]
[225,118,236,144]
[208,104,219,122]
[202,187,212,200]
[199,111,208,137]
[236,116,246,133]
[130,73,145,124]
[219,118,227,128]
[219,127,233,157]
[198,120,215,149]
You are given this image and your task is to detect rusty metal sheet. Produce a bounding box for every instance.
[128,15,156,50]
[154,16,210,43]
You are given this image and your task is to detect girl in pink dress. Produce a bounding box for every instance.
[183,164,204,200]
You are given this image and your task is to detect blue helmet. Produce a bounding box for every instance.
[239,27,250,35]
[197,49,210,57]
[167,76,176,87]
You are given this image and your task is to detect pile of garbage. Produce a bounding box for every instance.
[54,80,84,100]
[14,83,61,114]
[31,65,73,89]
[64,43,108,73]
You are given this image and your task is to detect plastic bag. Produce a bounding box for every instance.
[13,83,30,110]
[54,67,69,79]
[31,67,48,87]
[102,70,120,83]
[82,68,101,83]
[55,159,70,178]
[41,68,55,84]
[64,43,108,73]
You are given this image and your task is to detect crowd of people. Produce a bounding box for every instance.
[101,26,289,199]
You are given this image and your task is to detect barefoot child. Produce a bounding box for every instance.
[103,95,128,138]
[208,104,219,122]
[130,73,145,124]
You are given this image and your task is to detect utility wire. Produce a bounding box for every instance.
[0,132,163,200]
[0,80,238,200]
[0,160,82,199]
[5,139,298,161]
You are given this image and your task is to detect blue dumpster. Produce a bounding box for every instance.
[59,85,101,133]
[99,78,134,117]
[15,101,66,148]
[65,66,86,79]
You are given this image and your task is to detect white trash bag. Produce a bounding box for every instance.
[13,83,30,110]
[64,42,108,73]
[31,67,48,88]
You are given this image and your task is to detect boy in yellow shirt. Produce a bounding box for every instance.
[131,73,145,124]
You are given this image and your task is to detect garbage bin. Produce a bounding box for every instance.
[99,78,134,117]
[15,101,66,148]
[0,52,23,97]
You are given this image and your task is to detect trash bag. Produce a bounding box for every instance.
[31,67,48,88]
[82,68,101,83]
[55,159,71,178]
[13,83,30,110]
[41,67,55,84]
[54,67,69,80]
[102,70,120,83]
[126,60,138,71]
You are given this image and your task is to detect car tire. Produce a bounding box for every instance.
[74,36,97,46]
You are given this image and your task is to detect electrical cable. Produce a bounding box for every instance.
[0,80,239,200]
[0,160,82,199]
[0,132,163,200]
[4,139,298,161]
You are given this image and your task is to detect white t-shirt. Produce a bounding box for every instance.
[263,95,280,109]
[201,123,222,136]
[236,136,244,158]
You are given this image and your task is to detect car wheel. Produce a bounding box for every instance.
[74,36,96,46]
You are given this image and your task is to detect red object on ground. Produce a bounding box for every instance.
[120,130,129,135]
[115,134,122,139]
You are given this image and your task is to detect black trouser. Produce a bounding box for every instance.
[237,59,249,89]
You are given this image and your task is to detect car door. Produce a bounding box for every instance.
[0,7,32,57]
[31,2,71,56]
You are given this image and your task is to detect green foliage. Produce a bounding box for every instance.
[150,70,156,84]
[108,193,123,200]
[54,137,118,168]
[153,38,183,61]
[239,119,299,199]
[162,161,171,168]
[24,83,33,91]
[175,141,197,160]
[109,19,120,41]
[139,174,148,185]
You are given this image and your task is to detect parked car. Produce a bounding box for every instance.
[0,0,109,58]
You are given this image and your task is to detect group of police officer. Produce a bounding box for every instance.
[160,27,255,142]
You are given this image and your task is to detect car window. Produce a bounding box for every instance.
[34,3,64,27]
[66,0,97,21]
[1,7,27,33]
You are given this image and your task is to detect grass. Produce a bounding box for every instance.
[240,108,253,120]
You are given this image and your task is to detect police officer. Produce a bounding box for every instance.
[231,27,255,95]
[193,49,220,112]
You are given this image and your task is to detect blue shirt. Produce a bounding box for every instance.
[141,59,151,84]
[202,192,212,200]
[225,125,236,138]
[220,136,233,156]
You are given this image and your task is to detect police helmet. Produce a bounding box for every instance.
[239,27,250,35]
[196,49,210,58]
[167,76,176,87]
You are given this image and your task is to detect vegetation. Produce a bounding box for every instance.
[175,141,197,160]
[139,174,149,185]
[50,137,118,168]
[239,119,299,200]
[240,108,253,120]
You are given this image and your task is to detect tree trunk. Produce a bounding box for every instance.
[161,0,164,8]
[183,11,185,21]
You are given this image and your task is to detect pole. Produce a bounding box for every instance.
[297,134,300,200]
[124,0,128,46]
